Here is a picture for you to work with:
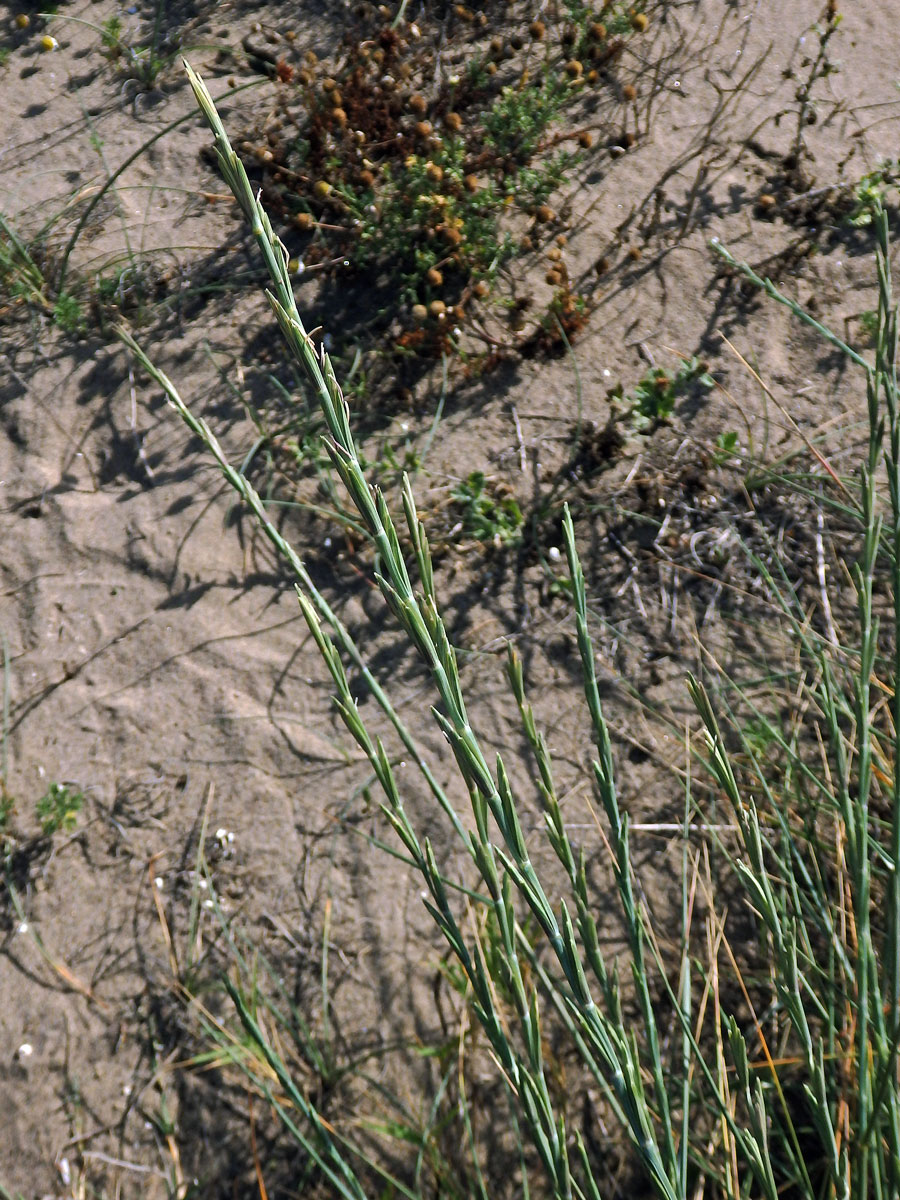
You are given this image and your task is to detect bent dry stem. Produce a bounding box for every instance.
[119,59,900,1200]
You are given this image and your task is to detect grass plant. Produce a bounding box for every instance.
[119,62,900,1200]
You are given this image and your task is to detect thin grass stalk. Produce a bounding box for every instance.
[173,62,685,1200]
[563,504,677,1177]
[874,204,900,1199]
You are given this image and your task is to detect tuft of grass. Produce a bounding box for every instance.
[121,63,900,1200]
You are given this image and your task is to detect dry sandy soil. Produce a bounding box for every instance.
[1,0,898,1196]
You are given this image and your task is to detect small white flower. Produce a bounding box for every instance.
[548,546,561,562]
[17,1042,33,1059]
[153,876,164,890]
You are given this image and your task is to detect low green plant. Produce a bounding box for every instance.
[449,470,523,547]
[846,159,898,227]
[614,355,714,430]
[712,429,739,463]
[121,67,900,1200]
[860,308,880,340]
[35,782,83,837]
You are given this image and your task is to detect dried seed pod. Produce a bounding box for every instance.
[429,299,447,317]
[631,12,649,31]
[412,303,428,322]
[295,212,315,230]
[15,13,30,28]
[547,247,562,262]
[440,225,463,246]
[485,61,497,76]
[594,256,610,275]
[586,69,599,84]
[445,111,463,132]
[757,192,777,212]
[578,131,593,148]
[313,179,333,200]
[415,120,433,138]
[556,234,568,247]
[565,59,583,78]
[590,22,607,40]
[426,267,444,287]
[529,19,545,39]
[329,89,343,107]
[425,161,444,183]
[464,174,479,193]
[409,93,427,114]
[622,83,637,102]
[535,204,555,223]
[627,244,642,261]
[358,169,375,187]
[333,108,348,127]
[473,279,489,298]
[322,76,337,91]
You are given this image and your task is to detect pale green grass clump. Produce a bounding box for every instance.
[119,62,900,1200]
